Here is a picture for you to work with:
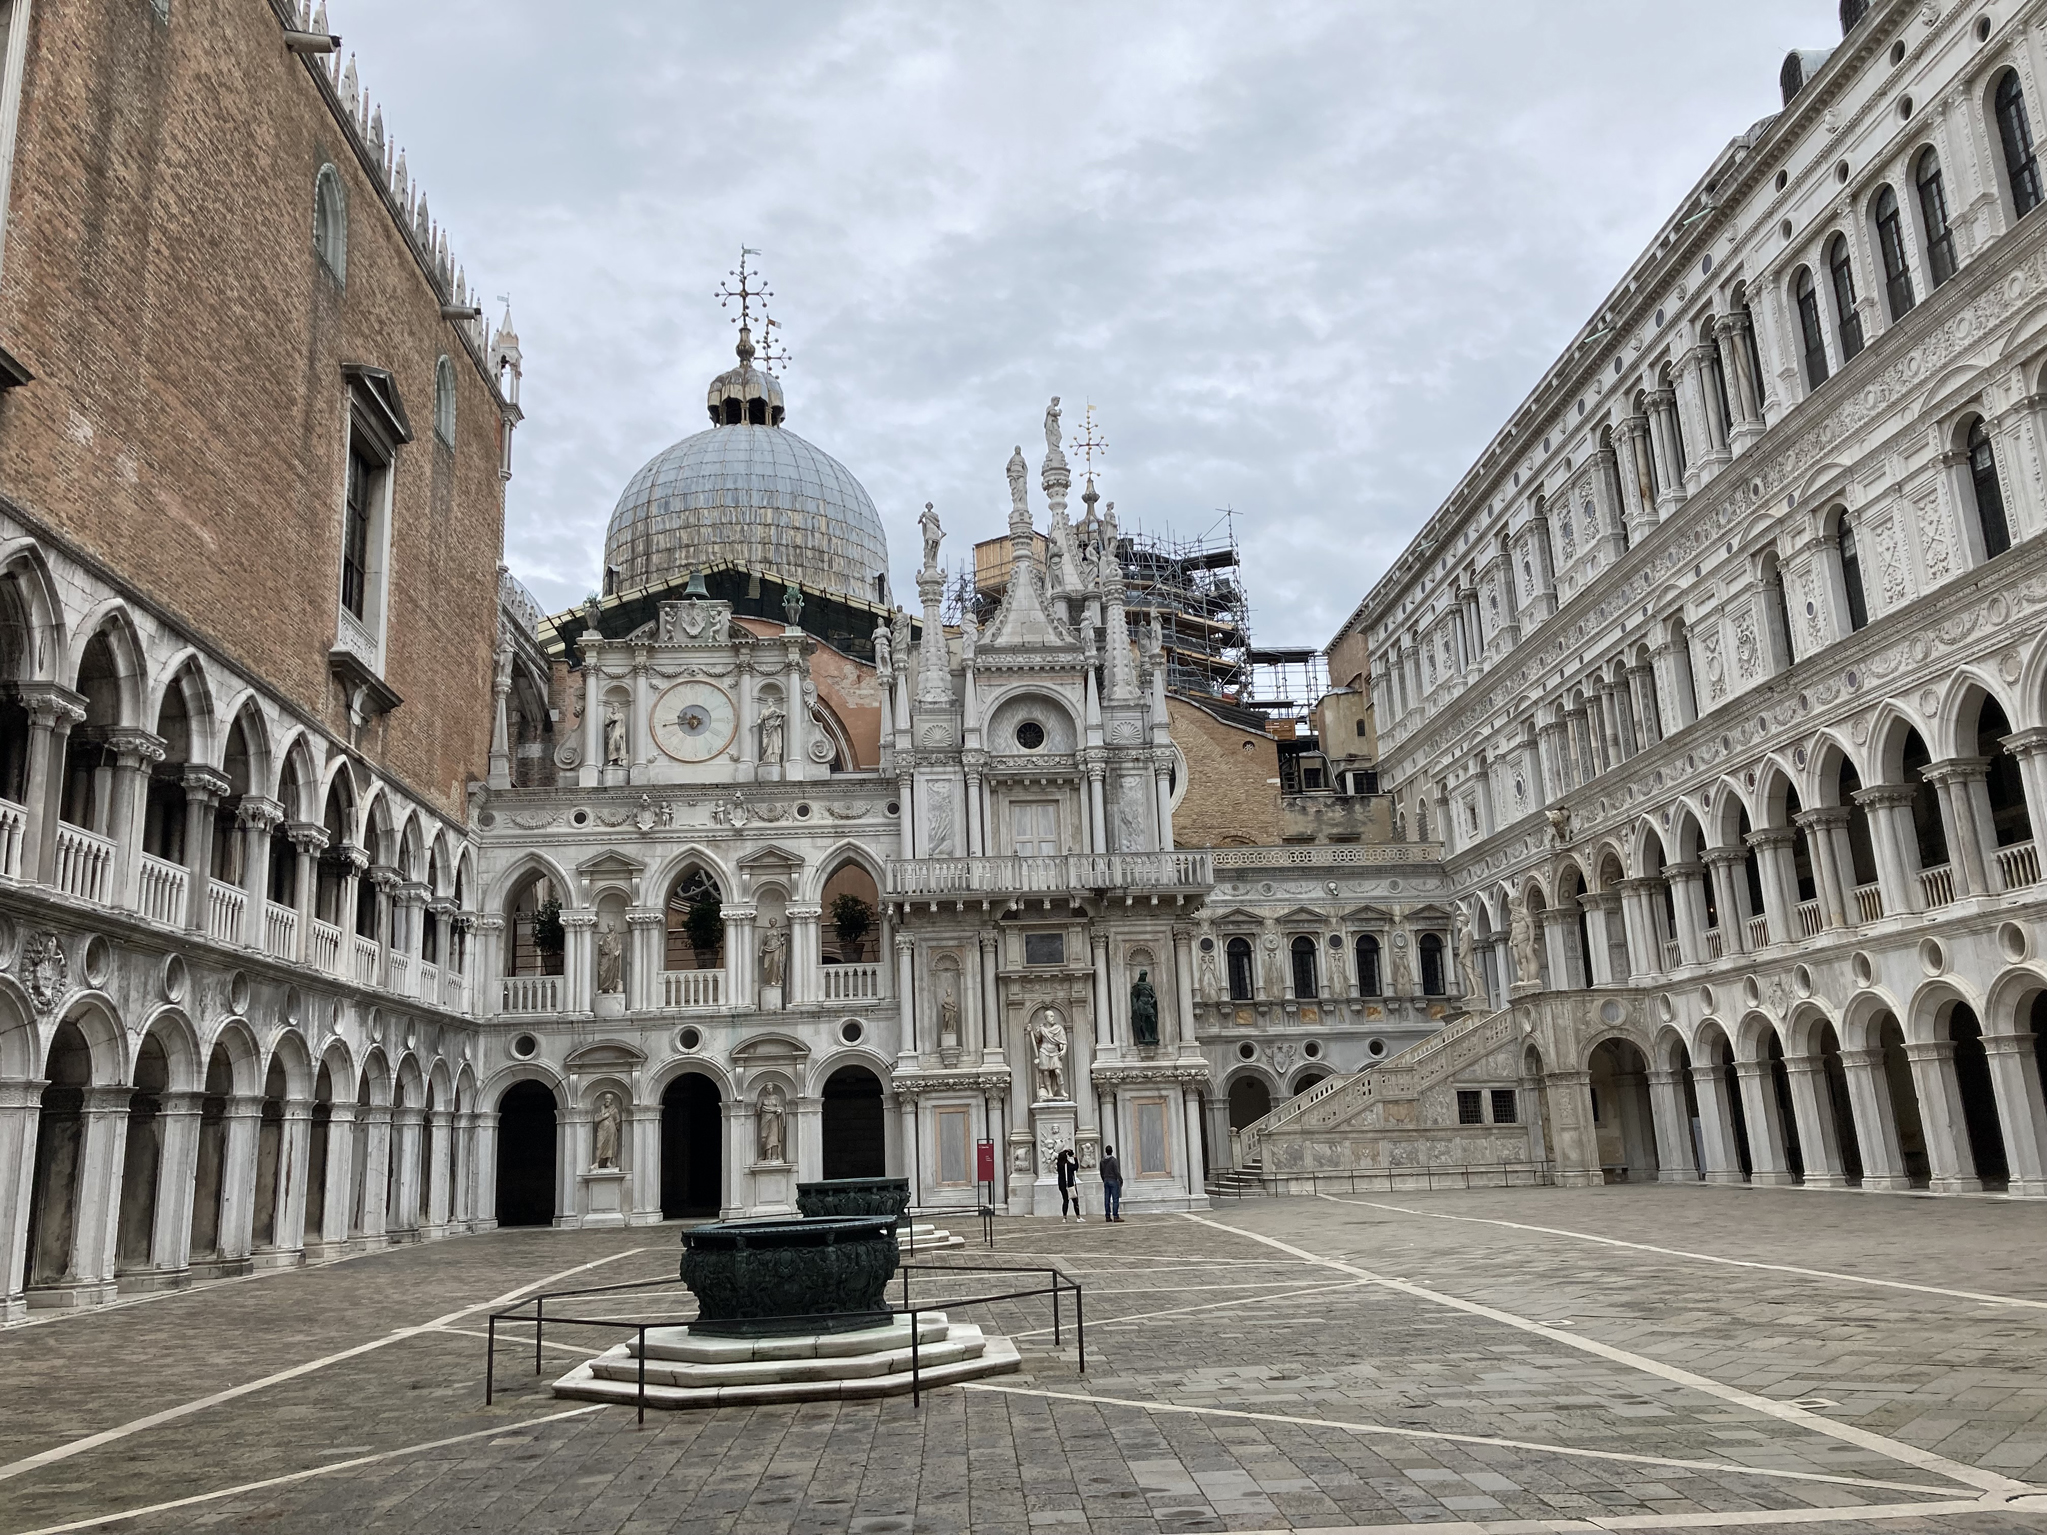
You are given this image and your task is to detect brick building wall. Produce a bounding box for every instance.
[0,0,507,818]
[1168,695,1281,848]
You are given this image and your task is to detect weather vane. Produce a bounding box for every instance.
[1072,402,1107,480]
[756,312,792,373]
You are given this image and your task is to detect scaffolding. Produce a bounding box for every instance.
[957,518,1255,702]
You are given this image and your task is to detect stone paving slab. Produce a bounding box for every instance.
[1,1187,2045,1532]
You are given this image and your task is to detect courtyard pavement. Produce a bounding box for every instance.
[4,1186,2047,1534]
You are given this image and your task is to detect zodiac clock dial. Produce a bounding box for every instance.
[650,681,737,763]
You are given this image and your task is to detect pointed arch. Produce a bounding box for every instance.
[0,541,64,683]
[132,1005,203,1093]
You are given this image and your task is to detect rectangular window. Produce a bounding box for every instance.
[1840,524,1869,632]
[341,439,377,619]
[1011,800,1058,858]
[1798,283,1830,389]
[936,1108,971,1187]
[1918,162,1958,286]
[1490,1089,1518,1125]
[1456,1089,1484,1125]
[1131,1096,1170,1177]
[1876,197,1916,321]
[1024,931,1065,966]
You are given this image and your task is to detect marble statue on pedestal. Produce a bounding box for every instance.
[1032,1009,1068,1100]
[593,1091,622,1169]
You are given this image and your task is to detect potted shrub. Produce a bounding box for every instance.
[685,893,725,967]
[831,892,873,962]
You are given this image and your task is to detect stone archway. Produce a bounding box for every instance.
[494,1081,558,1227]
[1947,1003,2009,1188]
[821,1065,885,1180]
[24,1020,93,1289]
[1587,1038,1659,1182]
[660,1073,722,1218]
[1226,1074,1271,1130]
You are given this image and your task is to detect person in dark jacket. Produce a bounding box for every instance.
[1100,1145,1123,1221]
[1056,1147,1080,1220]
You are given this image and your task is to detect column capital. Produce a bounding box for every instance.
[284,820,330,852]
[558,909,598,930]
[1731,1058,1771,1080]
[366,863,403,891]
[1853,785,1918,810]
[1793,807,1852,831]
[2000,725,2047,759]
[102,726,167,766]
[625,908,664,928]
[1745,829,1797,852]
[1838,1047,1885,1069]
[472,912,507,934]
[1617,876,1664,896]
[237,794,286,831]
[181,763,233,802]
[1923,756,1991,787]
[1703,847,1750,869]
[1666,859,1707,881]
[17,681,86,727]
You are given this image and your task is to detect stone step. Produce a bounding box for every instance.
[553,1327,1021,1409]
[632,1311,950,1364]
[592,1324,990,1388]
[901,1222,966,1251]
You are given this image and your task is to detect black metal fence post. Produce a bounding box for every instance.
[1052,1271,1062,1348]
[637,1324,648,1426]
[910,1305,921,1409]
[1076,1285,1085,1374]
[486,1314,496,1405]
[534,1295,544,1375]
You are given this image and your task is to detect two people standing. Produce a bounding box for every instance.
[1054,1145,1126,1222]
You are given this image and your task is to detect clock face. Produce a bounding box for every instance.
[651,681,737,763]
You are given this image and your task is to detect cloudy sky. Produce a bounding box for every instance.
[336,0,1841,646]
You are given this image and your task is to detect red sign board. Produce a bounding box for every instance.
[976,1139,996,1182]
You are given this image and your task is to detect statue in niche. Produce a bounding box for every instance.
[1197,942,1220,1001]
[758,918,788,990]
[758,700,786,763]
[593,1091,622,1169]
[756,1084,787,1163]
[872,619,892,672]
[602,706,627,767]
[1129,969,1159,1047]
[919,502,944,570]
[1031,1008,1068,1101]
[1509,895,1541,986]
[1044,396,1062,457]
[939,987,960,1046]
[1454,908,1486,1004]
[596,919,624,994]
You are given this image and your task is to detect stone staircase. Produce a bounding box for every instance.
[1235,1007,1520,1165]
[899,1219,966,1252]
[1205,1159,1266,1198]
[553,1310,1020,1409]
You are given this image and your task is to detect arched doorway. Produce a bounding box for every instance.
[117,1033,169,1274]
[1947,1003,2008,1187]
[25,1020,92,1286]
[1878,1013,1929,1185]
[495,1081,558,1227]
[1765,1031,1805,1182]
[1667,1038,1704,1178]
[189,1046,233,1262]
[1588,1039,1659,1181]
[306,1064,333,1244]
[1815,1022,1863,1184]
[660,1073,722,1217]
[251,1058,287,1250]
[1227,1074,1271,1130]
[821,1066,885,1180]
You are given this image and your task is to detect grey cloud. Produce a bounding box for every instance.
[336,0,1841,640]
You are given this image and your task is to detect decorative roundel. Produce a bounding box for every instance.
[651,681,737,762]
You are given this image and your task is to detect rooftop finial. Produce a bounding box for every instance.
[716,246,773,369]
[1073,401,1106,480]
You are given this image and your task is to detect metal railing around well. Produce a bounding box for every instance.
[484,1258,1084,1422]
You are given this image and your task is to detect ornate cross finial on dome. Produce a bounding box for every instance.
[716,247,774,365]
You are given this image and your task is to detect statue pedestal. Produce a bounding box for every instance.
[748,1160,795,1216]
[760,983,783,1012]
[1025,1098,1078,1217]
[581,1167,628,1229]
[595,992,626,1018]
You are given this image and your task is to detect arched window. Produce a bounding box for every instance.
[1419,933,1446,996]
[1901,729,1950,879]
[1873,187,1915,320]
[1838,515,1869,632]
[313,164,347,283]
[1289,935,1318,1000]
[1839,0,1869,32]
[433,356,456,446]
[1761,552,1796,673]
[1734,287,1765,415]
[1915,148,1958,287]
[1996,69,2043,218]
[1794,268,1829,389]
[1356,934,1381,997]
[1225,937,1253,1001]
[1969,417,2012,558]
[664,867,725,970]
[1977,698,2034,856]
[1828,234,1864,362]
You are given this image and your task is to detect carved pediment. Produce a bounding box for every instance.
[656,599,734,646]
[566,1039,647,1073]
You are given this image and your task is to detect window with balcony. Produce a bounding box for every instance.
[1356,933,1381,996]
[1011,800,1058,857]
[1419,933,1446,996]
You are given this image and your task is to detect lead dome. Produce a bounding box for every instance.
[602,324,890,603]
